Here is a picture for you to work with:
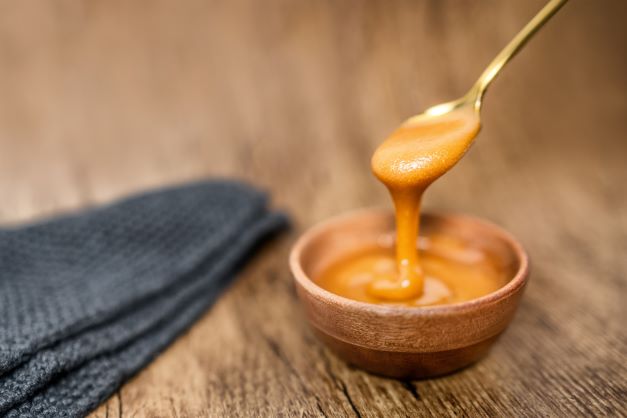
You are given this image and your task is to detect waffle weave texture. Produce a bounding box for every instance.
[0,180,288,417]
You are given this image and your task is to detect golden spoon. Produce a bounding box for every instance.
[369,0,569,301]
[411,0,569,122]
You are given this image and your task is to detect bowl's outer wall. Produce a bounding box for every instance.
[290,209,529,378]
[313,327,502,379]
[295,280,524,352]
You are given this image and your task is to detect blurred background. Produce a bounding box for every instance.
[0,0,625,416]
[0,0,624,225]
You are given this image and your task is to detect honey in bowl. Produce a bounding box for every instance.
[316,233,507,307]
[315,108,500,306]
[290,208,529,379]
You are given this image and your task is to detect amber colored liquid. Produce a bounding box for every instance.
[316,234,507,307]
[367,108,482,301]
[317,108,492,305]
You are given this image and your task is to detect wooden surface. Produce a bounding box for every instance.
[1,0,625,416]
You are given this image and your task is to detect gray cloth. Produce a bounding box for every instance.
[0,180,288,417]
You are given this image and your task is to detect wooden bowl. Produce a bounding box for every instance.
[289,208,529,379]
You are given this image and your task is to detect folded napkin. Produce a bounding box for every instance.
[0,180,288,417]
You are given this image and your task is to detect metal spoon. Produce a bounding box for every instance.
[408,0,569,123]
[369,0,569,301]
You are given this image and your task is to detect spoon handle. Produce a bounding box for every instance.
[472,0,569,107]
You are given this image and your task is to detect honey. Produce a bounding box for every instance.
[316,108,504,306]
[316,232,507,307]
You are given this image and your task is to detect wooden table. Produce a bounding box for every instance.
[1,0,625,416]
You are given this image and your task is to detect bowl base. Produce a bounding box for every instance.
[313,327,501,379]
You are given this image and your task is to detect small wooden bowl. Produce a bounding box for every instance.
[290,208,529,379]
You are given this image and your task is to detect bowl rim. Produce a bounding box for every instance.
[289,207,530,316]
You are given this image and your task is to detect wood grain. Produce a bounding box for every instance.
[0,0,625,416]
